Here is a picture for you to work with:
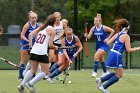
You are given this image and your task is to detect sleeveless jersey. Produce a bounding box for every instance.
[53,21,63,44]
[30,26,52,55]
[64,34,77,56]
[93,25,109,46]
[20,22,38,45]
[111,32,126,54]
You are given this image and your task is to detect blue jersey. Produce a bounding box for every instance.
[106,32,126,69]
[20,22,38,50]
[112,32,126,54]
[93,25,109,52]
[64,34,77,59]
[93,25,109,46]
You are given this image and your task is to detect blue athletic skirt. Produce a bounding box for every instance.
[106,50,123,69]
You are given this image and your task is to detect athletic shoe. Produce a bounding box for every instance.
[99,86,110,93]
[91,72,97,78]
[18,77,23,81]
[43,75,48,80]
[101,71,109,77]
[26,82,36,93]
[55,76,63,81]
[17,85,25,93]
[96,78,102,88]
[47,78,54,83]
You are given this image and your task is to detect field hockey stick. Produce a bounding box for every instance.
[84,23,89,57]
[50,43,79,49]
[0,56,19,68]
[63,62,71,84]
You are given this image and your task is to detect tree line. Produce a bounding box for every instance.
[0,0,140,34]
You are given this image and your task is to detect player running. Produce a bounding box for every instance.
[18,11,39,80]
[96,19,140,93]
[84,15,115,77]
[17,14,57,93]
[47,27,83,82]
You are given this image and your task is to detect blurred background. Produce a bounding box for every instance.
[0,0,140,70]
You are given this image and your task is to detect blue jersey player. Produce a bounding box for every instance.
[47,27,83,81]
[96,19,140,93]
[18,11,39,80]
[84,15,115,77]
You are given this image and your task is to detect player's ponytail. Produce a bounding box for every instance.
[39,14,56,31]
[113,19,130,33]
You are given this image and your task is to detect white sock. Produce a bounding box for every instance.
[23,61,31,77]
[37,64,42,73]
[29,72,46,85]
[21,70,33,87]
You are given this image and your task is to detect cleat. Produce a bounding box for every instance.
[54,76,63,81]
[96,78,102,88]
[18,77,23,81]
[26,82,36,93]
[47,78,54,83]
[91,72,97,78]
[99,86,110,93]
[17,85,25,93]
[101,71,109,77]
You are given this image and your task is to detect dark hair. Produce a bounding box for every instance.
[113,18,130,33]
[40,14,56,30]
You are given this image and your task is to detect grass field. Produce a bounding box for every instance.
[0,69,140,93]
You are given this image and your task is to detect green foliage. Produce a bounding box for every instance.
[0,0,140,33]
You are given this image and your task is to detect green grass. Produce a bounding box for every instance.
[0,69,140,93]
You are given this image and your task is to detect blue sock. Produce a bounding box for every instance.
[93,61,99,72]
[103,75,119,89]
[100,62,107,73]
[101,72,115,82]
[49,63,60,73]
[18,64,24,78]
[49,69,61,79]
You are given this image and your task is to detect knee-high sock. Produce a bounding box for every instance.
[93,61,99,72]
[103,75,119,89]
[29,72,46,85]
[21,70,33,87]
[49,63,59,73]
[49,69,61,79]
[100,62,107,73]
[101,72,115,82]
[19,64,25,78]
[23,62,31,77]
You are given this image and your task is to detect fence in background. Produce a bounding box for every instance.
[0,33,140,70]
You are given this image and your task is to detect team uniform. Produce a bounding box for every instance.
[106,32,126,69]
[58,34,77,59]
[30,26,52,63]
[93,25,109,52]
[53,21,63,46]
[20,22,38,50]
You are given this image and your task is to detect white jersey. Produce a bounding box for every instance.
[53,21,63,44]
[31,26,52,55]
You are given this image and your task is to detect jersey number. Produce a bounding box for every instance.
[36,33,46,44]
[97,35,101,41]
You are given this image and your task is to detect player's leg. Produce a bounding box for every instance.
[99,55,109,77]
[48,54,66,79]
[49,49,63,73]
[26,55,49,92]
[18,50,28,80]
[18,60,38,93]
[23,61,31,77]
[92,49,105,77]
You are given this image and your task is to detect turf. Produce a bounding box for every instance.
[0,69,139,93]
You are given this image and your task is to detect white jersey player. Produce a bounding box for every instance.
[18,14,57,93]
